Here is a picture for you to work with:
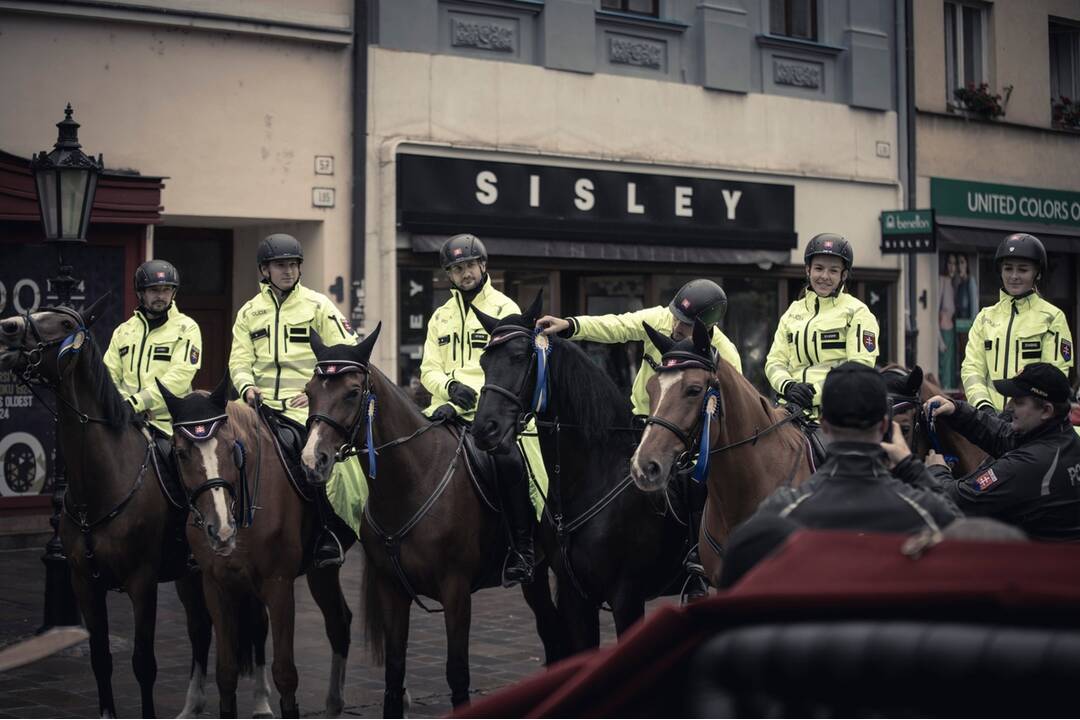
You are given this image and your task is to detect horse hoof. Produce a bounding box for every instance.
[324,700,344,718]
[251,712,274,719]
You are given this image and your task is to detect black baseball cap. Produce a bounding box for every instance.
[993,363,1071,403]
[821,361,889,429]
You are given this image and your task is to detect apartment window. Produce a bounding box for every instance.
[944,2,988,100]
[769,0,818,41]
[1049,21,1080,100]
[601,0,659,17]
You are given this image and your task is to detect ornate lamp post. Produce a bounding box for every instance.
[31,104,102,630]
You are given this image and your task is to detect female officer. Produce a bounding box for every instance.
[765,233,880,420]
[961,233,1073,414]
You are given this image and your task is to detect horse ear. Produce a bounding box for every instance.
[473,307,499,335]
[209,373,230,410]
[692,320,710,356]
[906,365,924,395]
[643,322,675,355]
[156,378,182,419]
[524,289,544,322]
[310,329,329,362]
[353,321,382,366]
[81,292,112,328]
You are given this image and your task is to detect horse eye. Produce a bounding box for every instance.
[901,426,912,436]
[345,388,360,400]
[512,354,529,364]
[686,386,703,397]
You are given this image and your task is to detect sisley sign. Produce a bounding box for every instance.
[397,153,796,249]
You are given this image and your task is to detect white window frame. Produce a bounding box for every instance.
[1049,19,1080,102]
[944,1,989,103]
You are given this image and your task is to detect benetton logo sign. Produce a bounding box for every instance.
[931,178,1080,230]
[397,153,796,249]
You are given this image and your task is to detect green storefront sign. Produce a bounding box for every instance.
[880,209,935,253]
[931,178,1080,230]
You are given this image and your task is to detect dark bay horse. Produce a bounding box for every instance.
[470,294,689,648]
[881,364,987,476]
[299,324,563,716]
[630,321,814,586]
[0,300,213,718]
[159,380,354,718]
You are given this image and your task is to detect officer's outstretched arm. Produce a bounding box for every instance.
[229,309,258,401]
[960,315,993,409]
[572,306,660,344]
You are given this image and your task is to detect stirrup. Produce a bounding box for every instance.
[681,573,710,604]
[313,530,345,569]
[502,552,534,587]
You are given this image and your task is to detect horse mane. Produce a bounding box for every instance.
[224,398,263,442]
[82,335,134,430]
[371,365,430,424]
[714,357,785,424]
[548,336,633,445]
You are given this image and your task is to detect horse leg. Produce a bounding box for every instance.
[377,578,412,718]
[203,581,240,718]
[519,560,568,664]
[250,598,273,719]
[610,590,646,638]
[127,572,159,718]
[441,575,473,708]
[72,569,116,717]
[264,578,300,718]
[305,566,353,718]
[555,571,600,654]
[175,572,211,718]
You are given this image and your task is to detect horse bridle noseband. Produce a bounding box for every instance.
[174,415,256,529]
[305,360,378,471]
[480,324,550,436]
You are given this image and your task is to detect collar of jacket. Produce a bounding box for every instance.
[817,441,891,477]
[1019,416,1074,444]
[450,275,492,307]
[261,279,303,306]
[135,303,177,330]
[998,288,1038,308]
[801,291,843,311]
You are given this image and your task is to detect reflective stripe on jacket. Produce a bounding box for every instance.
[569,305,742,417]
[765,290,880,420]
[104,305,202,435]
[229,282,355,425]
[961,290,1074,411]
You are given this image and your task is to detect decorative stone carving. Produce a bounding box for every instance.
[451,17,515,52]
[609,36,664,69]
[773,58,822,88]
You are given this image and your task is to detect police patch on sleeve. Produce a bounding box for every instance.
[1062,339,1073,363]
[971,468,999,492]
[190,346,200,365]
[862,330,877,353]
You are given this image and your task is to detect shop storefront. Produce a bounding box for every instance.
[392,150,899,399]
[0,150,161,524]
[930,178,1080,391]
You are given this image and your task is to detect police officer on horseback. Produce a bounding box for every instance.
[229,233,362,568]
[536,278,740,601]
[961,233,1074,415]
[420,233,545,586]
[105,259,202,438]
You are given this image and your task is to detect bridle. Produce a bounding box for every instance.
[480,324,551,438]
[305,360,378,473]
[173,415,257,529]
[882,368,958,466]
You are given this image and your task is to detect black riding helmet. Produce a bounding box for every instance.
[995,233,1046,276]
[134,259,180,291]
[257,233,304,266]
[669,279,728,327]
[440,233,488,269]
[804,233,854,269]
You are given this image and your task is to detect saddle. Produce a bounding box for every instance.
[147,428,188,511]
[259,408,313,502]
[447,420,501,513]
[793,415,828,470]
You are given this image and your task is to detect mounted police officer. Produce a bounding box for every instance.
[536,278,740,601]
[104,259,202,438]
[961,233,1074,415]
[925,362,1080,541]
[229,233,361,567]
[765,234,880,463]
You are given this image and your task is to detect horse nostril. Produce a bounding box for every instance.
[0,320,16,335]
[206,522,217,537]
[481,420,498,440]
[316,451,330,469]
[646,461,662,480]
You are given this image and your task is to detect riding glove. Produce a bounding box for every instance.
[783,382,816,409]
[430,404,458,422]
[448,381,478,410]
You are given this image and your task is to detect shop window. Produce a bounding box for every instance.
[938,252,980,390]
[769,0,818,41]
[944,1,988,102]
[601,0,659,17]
[1049,21,1080,109]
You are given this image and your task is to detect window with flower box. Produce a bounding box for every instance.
[944,1,988,104]
[1050,20,1080,129]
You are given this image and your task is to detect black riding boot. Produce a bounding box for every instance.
[312,487,345,568]
[683,480,709,603]
[494,450,534,586]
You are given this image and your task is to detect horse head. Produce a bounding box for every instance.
[472,289,545,455]
[302,323,381,485]
[0,294,110,381]
[631,320,717,492]
[159,375,240,555]
[881,364,927,455]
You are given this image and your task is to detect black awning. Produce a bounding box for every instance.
[937,224,1080,254]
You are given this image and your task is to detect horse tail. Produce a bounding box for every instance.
[362,560,385,665]
[235,592,262,677]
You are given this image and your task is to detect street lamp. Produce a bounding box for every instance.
[31,104,102,630]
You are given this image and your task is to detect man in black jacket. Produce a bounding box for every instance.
[752,362,961,533]
[924,362,1080,541]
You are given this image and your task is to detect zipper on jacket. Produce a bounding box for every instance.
[455,293,467,369]
[793,331,802,363]
[1001,302,1018,380]
[135,314,149,390]
[272,290,283,399]
[803,297,819,365]
[993,338,1000,373]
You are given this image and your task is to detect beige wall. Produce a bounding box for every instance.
[366,47,904,371]
[0,8,354,313]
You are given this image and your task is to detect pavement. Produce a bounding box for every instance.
[0,546,678,718]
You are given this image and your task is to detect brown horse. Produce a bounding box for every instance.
[630,321,813,586]
[0,300,214,718]
[159,379,355,718]
[299,324,564,717]
[880,364,987,476]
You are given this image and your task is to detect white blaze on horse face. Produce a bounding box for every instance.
[302,424,324,471]
[195,437,234,542]
[632,371,683,478]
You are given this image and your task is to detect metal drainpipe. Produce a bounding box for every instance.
[350,0,369,331]
[899,0,919,370]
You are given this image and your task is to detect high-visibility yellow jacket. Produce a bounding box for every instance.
[104,305,202,435]
[420,277,518,420]
[229,282,355,425]
[961,290,1074,411]
[765,290,880,420]
[567,305,742,417]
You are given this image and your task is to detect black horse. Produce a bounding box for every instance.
[472,292,690,649]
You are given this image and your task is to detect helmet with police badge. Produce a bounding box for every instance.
[134,259,180,291]
[440,233,488,269]
[669,279,728,327]
[257,233,304,267]
[994,233,1046,275]
[804,233,854,270]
